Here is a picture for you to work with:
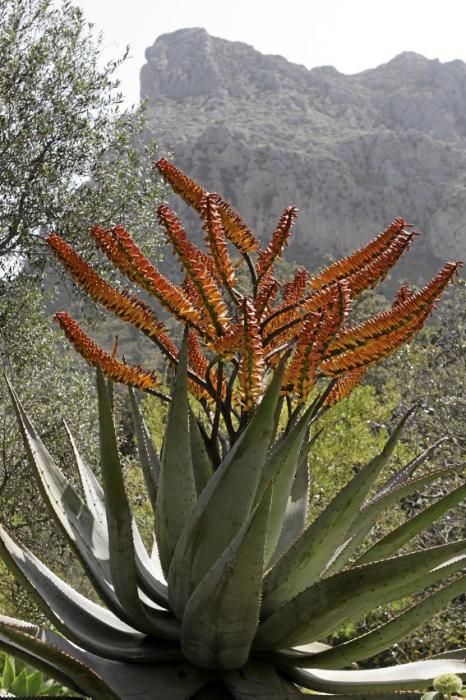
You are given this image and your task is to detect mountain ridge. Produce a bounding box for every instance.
[141,28,466,277]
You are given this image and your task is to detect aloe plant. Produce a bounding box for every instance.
[1,160,465,698]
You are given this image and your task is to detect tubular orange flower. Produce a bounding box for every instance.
[308,218,410,290]
[238,300,266,410]
[254,270,279,320]
[285,282,351,401]
[324,367,368,406]
[343,230,419,297]
[392,284,413,307]
[320,309,432,376]
[200,193,237,291]
[90,224,207,333]
[155,157,258,253]
[283,268,311,305]
[54,312,159,392]
[47,234,170,344]
[208,322,243,359]
[158,204,230,334]
[325,261,462,358]
[256,206,298,279]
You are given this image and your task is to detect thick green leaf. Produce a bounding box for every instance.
[66,417,169,607]
[324,464,460,577]
[190,410,214,496]
[11,668,28,696]
[26,669,44,696]
[283,658,466,694]
[156,330,197,575]
[287,574,466,668]
[261,415,314,565]
[128,386,160,509]
[0,617,212,700]
[96,369,180,637]
[270,432,313,567]
[0,525,180,660]
[2,653,15,689]
[357,481,466,565]
[168,360,285,618]
[0,618,117,699]
[181,487,271,670]
[223,660,304,697]
[255,539,466,649]
[264,406,415,612]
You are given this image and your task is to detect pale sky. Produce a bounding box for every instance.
[76,0,466,106]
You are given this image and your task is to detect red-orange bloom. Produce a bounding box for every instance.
[155,158,258,253]
[200,193,237,291]
[256,206,298,279]
[47,234,169,343]
[90,224,206,332]
[309,218,410,290]
[158,204,230,335]
[55,312,159,391]
[238,300,266,409]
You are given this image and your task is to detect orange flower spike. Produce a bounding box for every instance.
[324,367,368,406]
[283,267,312,305]
[321,310,432,376]
[255,270,279,319]
[392,284,413,307]
[343,230,419,297]
[256,206,298,279]
[286,282,351,401]
[284,313,322,395]
[158,204,230,335]
[55,312,159,392]
[309,217,411,290]
[238,300,266,410]
[155,157,258,254]
[209,322,243,359]
[47,234,168,341]
[111,229,211,334]
[90,225,206,332]
[326,261,462,357]
[200,193,237,291]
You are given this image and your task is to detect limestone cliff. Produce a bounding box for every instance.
[142,28,466,277]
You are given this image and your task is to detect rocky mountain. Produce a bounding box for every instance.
[141,28,466,280]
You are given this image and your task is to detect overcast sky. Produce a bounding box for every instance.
[76,0,466,106]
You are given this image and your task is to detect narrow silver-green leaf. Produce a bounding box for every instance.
[96,369,179,637]
[325,464,460,577]
[156,329,197,575]
[128,387,160,509]
[283,658,466,694]
[255,539,466,649]
[190,410,214,496]
[63,419,106,527]
[357,481,466,565]
[168,360,285,618]
[0,525,179,659]
[264,406,415,612]
[6,379,129,622]
[181,486,271,670]
[288,574,466,668]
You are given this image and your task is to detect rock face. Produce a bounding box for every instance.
[141,28,466,277]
